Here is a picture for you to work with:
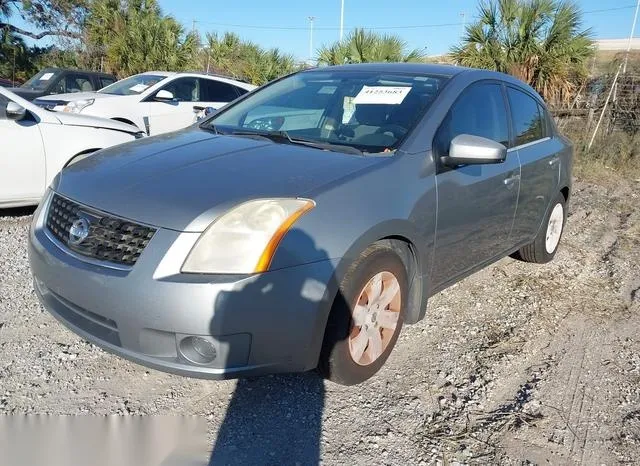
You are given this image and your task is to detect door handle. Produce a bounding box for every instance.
[548,157,560,166]
[503,174,520,186]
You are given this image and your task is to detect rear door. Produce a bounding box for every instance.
[0,94,46,204]
[506,87,561,244]
[431,82,520,287]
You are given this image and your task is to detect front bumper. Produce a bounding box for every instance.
[28,195,338,379]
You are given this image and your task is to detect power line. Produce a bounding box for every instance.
[193,4,639,32]
[196,4,636,31]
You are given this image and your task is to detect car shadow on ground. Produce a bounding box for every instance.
[209,373,325,465]
[208,229,341,465]
[0,206,36,218]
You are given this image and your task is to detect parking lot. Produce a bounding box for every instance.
[0,175,638,464]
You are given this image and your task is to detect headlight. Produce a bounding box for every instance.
[63,99,95,113]
[182,198,315,274]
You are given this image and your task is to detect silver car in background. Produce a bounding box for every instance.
[29,64,572,385]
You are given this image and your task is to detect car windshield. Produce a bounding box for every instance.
[98,74,167,96]
[205,70,448,153]
[21,69,62,91]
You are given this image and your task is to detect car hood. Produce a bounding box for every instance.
[53,128,381,232]
[52,111,141,134]
[36,91,114,103]
[9,87,45,100]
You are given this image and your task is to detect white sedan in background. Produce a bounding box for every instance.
[34,72,256,136]
[0,87,143,208]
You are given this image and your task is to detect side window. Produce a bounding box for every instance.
[235,86,249,97]
[507,88,545,146]
[538,103,554,138]
[160,77,199,102]
[67,74,94,92]
[434,83,509,157]
[199,79,242,102]
[0,94,9,120]
[53,74,95,93]
[99,77,116,89]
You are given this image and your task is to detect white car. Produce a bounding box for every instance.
[0,87,143,208]
[34,72,256,136]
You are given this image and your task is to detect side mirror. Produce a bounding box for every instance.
[154,90,174,102]
[441,134,507,166]
[6,101,27,121]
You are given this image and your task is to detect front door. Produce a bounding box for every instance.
[431,82,520,288]
[142,77,201,135]
[0,94,46,205]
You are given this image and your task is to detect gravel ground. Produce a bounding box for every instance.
[1,176,639,465]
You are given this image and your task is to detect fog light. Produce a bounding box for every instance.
[179,336,217,365]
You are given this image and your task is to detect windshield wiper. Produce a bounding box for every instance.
[230,130,363,155]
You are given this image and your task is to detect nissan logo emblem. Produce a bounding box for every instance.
[68,218,90,246]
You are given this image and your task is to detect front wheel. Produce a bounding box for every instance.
[318,243,407,385]
[516,192,567,263]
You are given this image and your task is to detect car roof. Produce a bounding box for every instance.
[302,62,544,101]
[39,67,116,78]
[138,71,256,89]
[304,62,472,77]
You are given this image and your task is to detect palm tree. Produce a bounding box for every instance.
[450,0,594,106]
[317,29,425,65]
[86,0,197,77]
[201,32,296,85]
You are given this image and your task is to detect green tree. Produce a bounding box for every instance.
[450,0,594,106]
[0,0,87,39]
[317,29,425,65]
[200,32,296,85]
[85,0,197,77]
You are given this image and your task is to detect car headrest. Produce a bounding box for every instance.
[353,104,391,126]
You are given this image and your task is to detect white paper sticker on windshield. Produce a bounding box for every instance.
[129,83,149,93]
[353,86,411,105]
[39,72,54,81]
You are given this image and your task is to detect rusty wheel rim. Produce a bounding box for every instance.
[348,271,401,366]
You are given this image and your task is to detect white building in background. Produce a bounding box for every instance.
[596,38,640,51]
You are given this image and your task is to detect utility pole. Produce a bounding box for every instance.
[340,0,345,41]
[623,0,640,74]
[460,12,466,39]
[308,16,316,64]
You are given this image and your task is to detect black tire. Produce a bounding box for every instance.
[516,192,567,263]
[318,243,408,385]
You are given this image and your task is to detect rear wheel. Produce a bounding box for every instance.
[516,192,567,263]
[318,243,407,385]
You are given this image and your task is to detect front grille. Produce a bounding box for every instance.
[45,194,156,266]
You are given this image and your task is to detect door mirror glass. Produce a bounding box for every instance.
[442,134,507,166]
[154,90,174,102]
[6,101,27,121]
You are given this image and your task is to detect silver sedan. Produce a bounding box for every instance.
[29,63,572,385]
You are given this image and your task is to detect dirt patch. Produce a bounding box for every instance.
[0,177,639,464]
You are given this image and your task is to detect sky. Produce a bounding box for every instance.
[156,0,640,61]
[8,1,640,60]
